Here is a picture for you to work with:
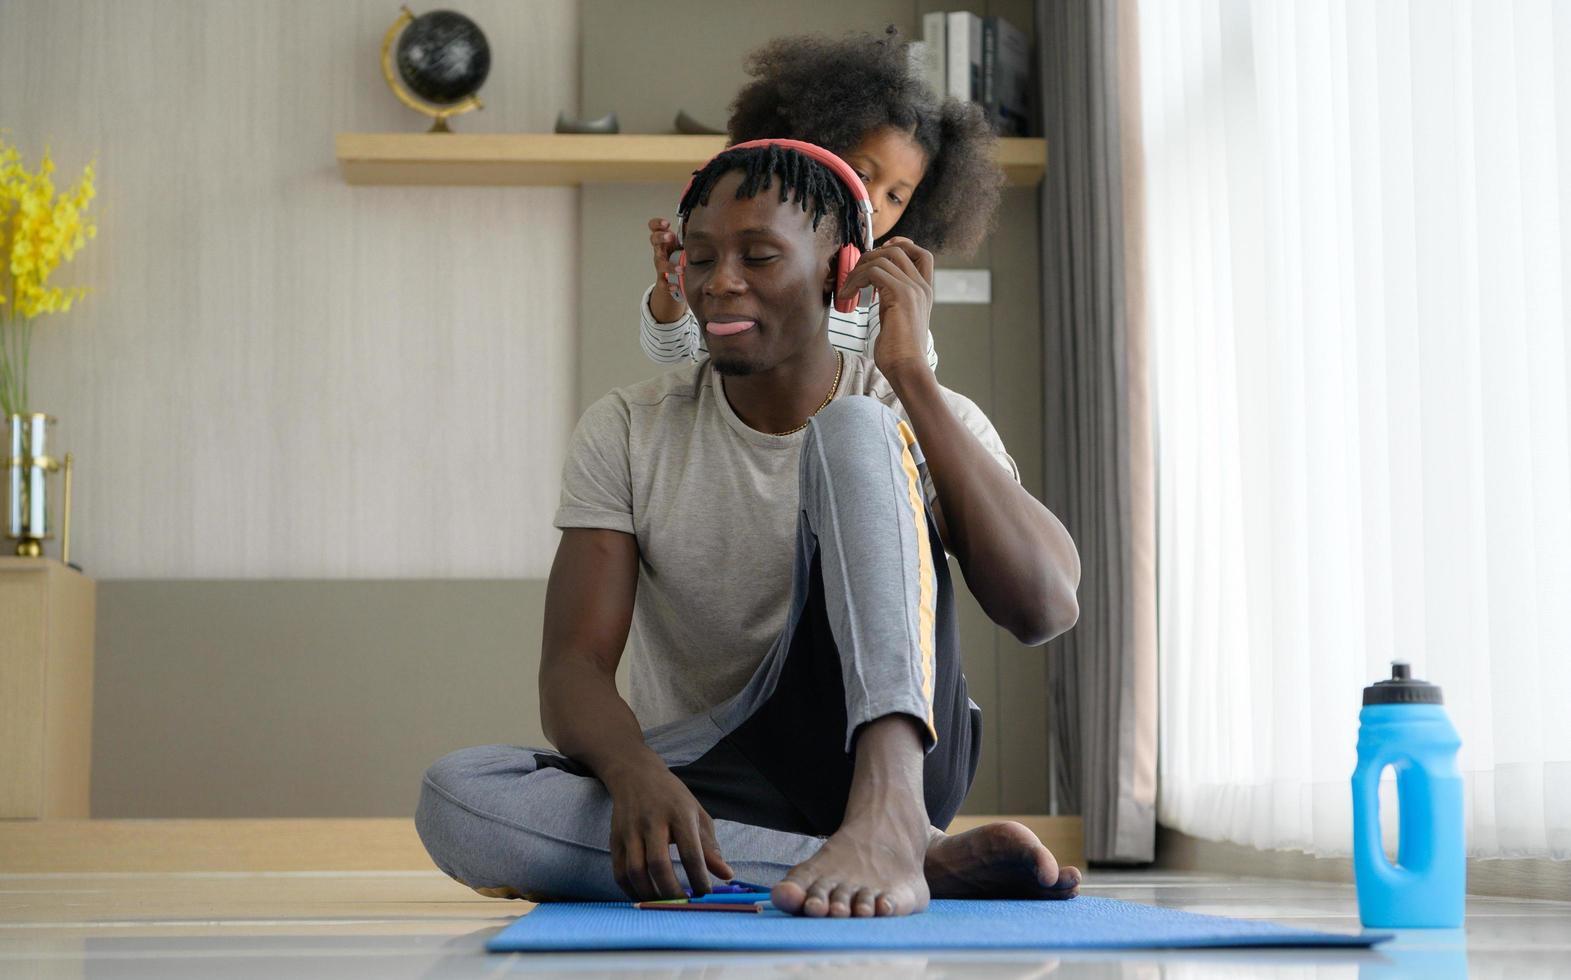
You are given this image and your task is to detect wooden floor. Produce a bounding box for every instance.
[5,869,1568,976]
[3,819,1567,977]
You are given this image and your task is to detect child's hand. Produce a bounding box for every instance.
[648,218,688,322]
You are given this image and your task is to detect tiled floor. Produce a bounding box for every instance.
[1,869,1567,977]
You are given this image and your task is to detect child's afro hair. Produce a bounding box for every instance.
[725,26,1004,257]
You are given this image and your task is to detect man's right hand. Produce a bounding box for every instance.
[603,761,734,900]
[541,529,729,901]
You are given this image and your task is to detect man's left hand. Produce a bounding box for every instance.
[837,237,935,381]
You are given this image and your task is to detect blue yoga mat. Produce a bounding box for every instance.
[486,898,1390,952]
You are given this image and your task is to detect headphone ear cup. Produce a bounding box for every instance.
[833,245,861,314]
[668,249,686,301]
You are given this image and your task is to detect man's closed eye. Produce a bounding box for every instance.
[687,255,778,266]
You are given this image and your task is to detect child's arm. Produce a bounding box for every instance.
[640,218,701,363]
[640,284,702,363]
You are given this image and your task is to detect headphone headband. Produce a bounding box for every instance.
[672,138,875,315]
[677,139,876,251]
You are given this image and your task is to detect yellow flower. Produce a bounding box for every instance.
[0,134,99,417]
[0,139,97,320]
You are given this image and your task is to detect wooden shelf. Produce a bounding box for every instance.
[335,133,1047,187]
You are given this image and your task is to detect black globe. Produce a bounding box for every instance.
[396,10,490,105]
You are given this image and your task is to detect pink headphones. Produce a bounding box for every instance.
[667,138,876,315]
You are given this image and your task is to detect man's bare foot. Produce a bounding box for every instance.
[770,813,931,918]
[924,821,1082,899]
[770,717,934,918]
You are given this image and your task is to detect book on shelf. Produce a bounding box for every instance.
[945,11,983,103]
[907,39,930,88]
[983,15,1033,136]
[920,11,946,99]
[923,11,1034,137]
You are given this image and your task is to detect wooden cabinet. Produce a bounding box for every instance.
[0,558,95,818]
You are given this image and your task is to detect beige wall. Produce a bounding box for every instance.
[0,0,579,579]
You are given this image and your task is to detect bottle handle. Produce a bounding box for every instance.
[1354,747,1419,886]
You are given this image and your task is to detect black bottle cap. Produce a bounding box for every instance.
[1363,660,1444,705]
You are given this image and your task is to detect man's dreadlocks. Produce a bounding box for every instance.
[676,144,862,253]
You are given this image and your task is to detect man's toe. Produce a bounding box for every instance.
[802,880,834,917]
[1047,866,1082,899]
[828,882,857,917]
[770,876,810,914]
[851,887,878,917]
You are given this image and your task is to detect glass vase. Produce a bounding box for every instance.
[6,413,58,557]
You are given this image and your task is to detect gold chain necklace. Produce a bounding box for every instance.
[767,352,843,436]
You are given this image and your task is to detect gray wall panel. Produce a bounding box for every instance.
[580,1,918,137]
[92,580,548,817]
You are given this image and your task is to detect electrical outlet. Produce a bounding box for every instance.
[932,269,991,304]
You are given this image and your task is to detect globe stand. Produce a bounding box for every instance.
[381,6,484,133]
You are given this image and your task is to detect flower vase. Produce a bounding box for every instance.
[6,413,69,558]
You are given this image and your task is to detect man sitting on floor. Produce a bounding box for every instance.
[416,142,1083,918]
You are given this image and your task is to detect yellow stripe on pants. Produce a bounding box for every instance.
[896,420,938,745]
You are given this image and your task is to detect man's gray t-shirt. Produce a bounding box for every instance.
[553,353,1019,729]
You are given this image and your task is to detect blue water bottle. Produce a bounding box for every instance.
[1351,661,1465,928]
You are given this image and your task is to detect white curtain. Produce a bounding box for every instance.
[1140,0,1571,860]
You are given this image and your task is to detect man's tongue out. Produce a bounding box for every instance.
[706,318,756,336]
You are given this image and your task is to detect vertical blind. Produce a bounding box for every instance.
[1140,0,1571,858]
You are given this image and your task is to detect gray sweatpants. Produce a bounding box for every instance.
[415,395,981,900]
